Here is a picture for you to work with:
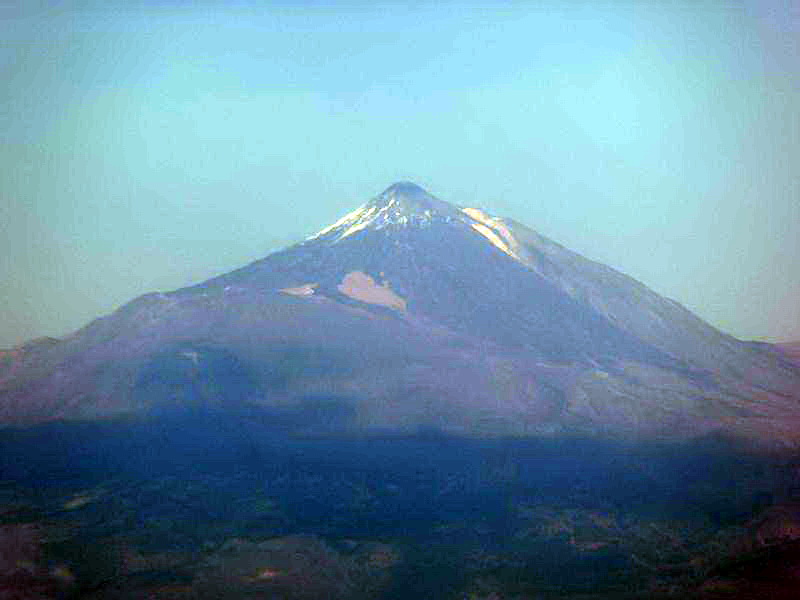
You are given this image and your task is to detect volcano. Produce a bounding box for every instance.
[2,182,799,447]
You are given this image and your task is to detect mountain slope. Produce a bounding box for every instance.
[2,183,799,447]
[778,342,800,367]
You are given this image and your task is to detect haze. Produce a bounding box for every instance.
[2,1,798,347]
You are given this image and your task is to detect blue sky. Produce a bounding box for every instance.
[2,1,798,346]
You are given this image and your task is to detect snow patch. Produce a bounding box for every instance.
[462,208,524,262]
[309,204,370,239]
[337,271,406,311]
[461,207,492,224]
[180,350,200,366]
[280,283,318,297]
[470,223,517,258]
[340,205,379,238]
[308,189,445,243]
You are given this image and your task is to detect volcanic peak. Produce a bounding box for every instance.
[309,182,462,241]
[382,181,429,199]
[304,182,531,264]
[368,182,463,219]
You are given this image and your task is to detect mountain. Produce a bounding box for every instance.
[778,342,800,368]
[2,182,799,448]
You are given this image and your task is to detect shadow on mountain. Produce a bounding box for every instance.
[3,416,800,599]
[0,415,786,525]
[134,344,261,415]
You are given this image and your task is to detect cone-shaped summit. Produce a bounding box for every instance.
[370,181,458,216]
[381,181,431,201]
[310,181,462,242]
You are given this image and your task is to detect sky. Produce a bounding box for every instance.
[1,0,798,347]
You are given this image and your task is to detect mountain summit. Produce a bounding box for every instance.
[311,182,463,242]
[377,181,444,208]
[2,184,799,447]
[367,181,457,218]
[308,182,533,269]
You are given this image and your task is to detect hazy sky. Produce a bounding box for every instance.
[2,1,798,347]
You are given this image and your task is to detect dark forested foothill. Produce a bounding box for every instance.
[3,420,800,599]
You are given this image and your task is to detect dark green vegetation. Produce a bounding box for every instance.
[3,415,800,599]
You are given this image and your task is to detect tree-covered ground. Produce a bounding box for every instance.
[3,416,800,599]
